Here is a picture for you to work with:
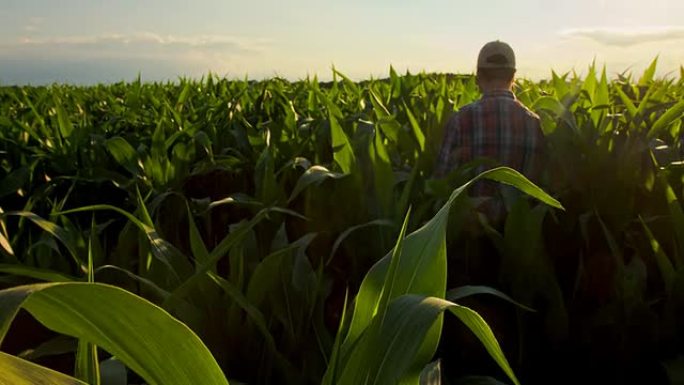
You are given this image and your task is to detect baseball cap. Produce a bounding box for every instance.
[477,41,516,70]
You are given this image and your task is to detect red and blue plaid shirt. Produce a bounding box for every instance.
[435,89,546,218]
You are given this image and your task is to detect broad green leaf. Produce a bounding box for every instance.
[341,190,451,354]
[0,264,77,282]
[2,211,85,272]
[0,351,87,385]
[0,283,229,385]
[638,57,658,86]
[532,96,576,133]
[446,285,535,312]
[336,295,519,385]
[106,137,139,175]
[551,70,570,98]
[176,82,192,110]
[288,165,346,203]
[615,86,637,119]
[593,67,610,131]
[329,113,356,174]
[333,68,361,96]
[532,96,564,115]
[186,205,210,268]
[640,216,676,293]
[364,124,395,218]
[635,85,654,120]
[582,64,597,102]
[482,167,563,210]
[403,102,425,151]
[376,208,412,318]
[596,66,610,107]
[648,99,684,139]
[369,88,400,143]
[54,103,74,140]
[206,193,262,211]
[322,289,350,385]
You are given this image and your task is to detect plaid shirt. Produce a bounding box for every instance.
[435,89,546,218]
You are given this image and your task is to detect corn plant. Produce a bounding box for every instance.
[1,62,683,384]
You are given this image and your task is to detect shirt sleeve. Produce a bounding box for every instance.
[434,113,460,178]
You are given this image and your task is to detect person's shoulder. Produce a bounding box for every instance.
[452,100,480,116]
[445,101,472,119]
[446,101,479,127]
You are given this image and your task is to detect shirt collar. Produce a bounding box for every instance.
[482,89,515,99]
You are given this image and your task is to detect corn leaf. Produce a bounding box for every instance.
[106,137,140,175]
[0,264,77,282]
[288,165,346,203]
[0,351,87,385]
[336,295,519,385]
[0,283,229,385]
[648,99,684,139]
[329,113,356,174]
[446,285,535,312]
[638,57,658,86]
[75,220,100,385]
[329,167,560,385]
[2,211,85,272]
[640,216,676,293]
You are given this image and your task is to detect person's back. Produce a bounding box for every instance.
[436,89,545,184]
[435,41,546,223]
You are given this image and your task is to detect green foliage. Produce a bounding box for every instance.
[0,351,87,385]
[0,283,229,385]
[325,167,561,385]
[0,62,683,384]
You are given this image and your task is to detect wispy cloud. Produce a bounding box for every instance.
[22,17,45,33]
[0,31,275,84]
[8,32,272,54]
[560,26,684,47]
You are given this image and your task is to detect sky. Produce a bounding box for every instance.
[0,0,683,84]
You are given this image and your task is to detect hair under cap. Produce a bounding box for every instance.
[477,41,516,70]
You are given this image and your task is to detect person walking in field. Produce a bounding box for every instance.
[435,41,551,382]
[435,40,547,225]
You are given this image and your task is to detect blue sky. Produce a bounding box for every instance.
[0,0,683,84]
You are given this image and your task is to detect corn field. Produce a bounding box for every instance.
[0,61,683,385]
